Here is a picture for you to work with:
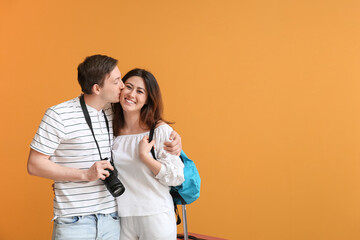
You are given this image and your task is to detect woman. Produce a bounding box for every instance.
[112,68,185,240]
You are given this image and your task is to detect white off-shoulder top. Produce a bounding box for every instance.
[112,124,184,217]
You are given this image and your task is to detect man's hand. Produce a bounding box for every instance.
[84,160,114,181]
[164,130,182,156]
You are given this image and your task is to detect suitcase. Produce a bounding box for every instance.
[176,205,228,240]
[181,204,189,240]
[176,204,190,240]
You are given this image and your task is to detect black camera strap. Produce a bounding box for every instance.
[79,95,112,162]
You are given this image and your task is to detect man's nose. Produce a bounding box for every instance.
[119,81,125,89]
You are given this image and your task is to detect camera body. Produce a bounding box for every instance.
[102,157,125,197]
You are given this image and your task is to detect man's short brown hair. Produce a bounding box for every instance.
[77,54,118,94]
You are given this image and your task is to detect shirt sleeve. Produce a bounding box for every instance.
[153,125,185,186]
[30,107,66,156]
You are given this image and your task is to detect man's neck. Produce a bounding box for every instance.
[83,94,106,111]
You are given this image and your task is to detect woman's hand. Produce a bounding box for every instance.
[139,136,155,161]
[138,136,162,175]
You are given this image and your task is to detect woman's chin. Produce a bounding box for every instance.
[121,107,140,114]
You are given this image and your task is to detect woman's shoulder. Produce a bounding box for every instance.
[154,122,173,137]
[155,120,168,128]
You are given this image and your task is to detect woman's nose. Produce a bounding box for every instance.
[129,90,135,97]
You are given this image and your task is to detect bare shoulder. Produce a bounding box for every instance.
[155,120,167,128]
[154,121,174,134]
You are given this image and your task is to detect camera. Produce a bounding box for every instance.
[102,158,125,197]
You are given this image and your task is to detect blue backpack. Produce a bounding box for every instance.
[170,150,201,205]
[149,128,201,224]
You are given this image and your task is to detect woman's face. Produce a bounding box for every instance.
[119,76,148,113]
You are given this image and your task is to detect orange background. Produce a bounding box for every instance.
[1,0,360,239]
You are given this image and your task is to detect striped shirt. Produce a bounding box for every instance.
[30,97,117,217]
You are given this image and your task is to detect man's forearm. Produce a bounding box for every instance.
[27,149,87,181]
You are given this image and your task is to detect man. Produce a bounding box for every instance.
[27,55,181,239]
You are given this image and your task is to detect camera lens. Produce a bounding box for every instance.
[112,184,125,197]
[103,167,125,197]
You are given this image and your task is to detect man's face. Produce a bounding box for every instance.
[99,66,124,103]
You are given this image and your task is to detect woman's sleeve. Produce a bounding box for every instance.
[154,125,185,186]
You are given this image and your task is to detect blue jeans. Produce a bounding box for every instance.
[52,212,120,240]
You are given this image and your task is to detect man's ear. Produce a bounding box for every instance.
[92,84,101,95]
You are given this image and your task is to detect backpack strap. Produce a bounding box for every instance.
[174,203,181,225]
[149,126,156,159]
[148,126,181,225]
